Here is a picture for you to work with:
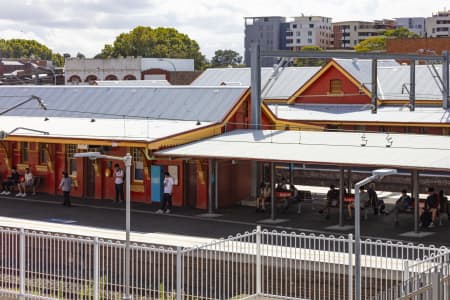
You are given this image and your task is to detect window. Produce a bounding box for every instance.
[296,31,301,36]
[309,24,314,28]
[308,31,312,36]
[296,38,301,43]
[329,79,343,94]
[39,143,48,164]
[66,144,77,176]
[292,24,297,29]
[132,148,144,181]
[307,38,312,43]
[21,142,29,163]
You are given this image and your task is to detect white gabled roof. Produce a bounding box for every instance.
[0,116,212,142]
[191,66,320,99]
[334,59,448,101]
[268,104,450,124]
[156,129,450,171]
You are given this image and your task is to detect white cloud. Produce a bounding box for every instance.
[0,0,448,60]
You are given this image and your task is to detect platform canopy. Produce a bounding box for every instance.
[156,129,450,172]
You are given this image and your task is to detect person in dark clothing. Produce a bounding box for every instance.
[424,187,439,228]
[367,183,386,215]
[393,189,412,224]
[438,190,448,218]
[319,185,340,219]
[1,167,20,195]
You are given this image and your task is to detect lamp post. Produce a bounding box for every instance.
[74,151,132,300]
[354,168,397,300]
[158,58,177,84]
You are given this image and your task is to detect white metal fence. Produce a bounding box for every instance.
[1,226,448,300]
[371,249,450,299]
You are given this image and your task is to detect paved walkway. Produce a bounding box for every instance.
[0,192,449,246]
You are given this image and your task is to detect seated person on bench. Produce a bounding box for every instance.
[422,187,439,228]
[319,184,339,219]
[1,167,20,195]
[393,189,413,224]
[17,167,34,197]
[347,186,370,219]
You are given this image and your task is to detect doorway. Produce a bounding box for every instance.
[184,161,197,207]
[83,159,95,199]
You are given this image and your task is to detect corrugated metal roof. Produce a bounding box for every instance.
[268,104,450,124]
[0,116,212,142]
[156,129,450,171]
[191,67,273,86]
[263,67,320,99]
[0,86,247,122]
[94,80,170,86]
[377,65,445,100]
[333,58,400,92]
[334,59,447,101]
[191,66,320,99]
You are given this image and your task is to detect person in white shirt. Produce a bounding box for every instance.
[114,163,124,204]
[17,167,34,197]
[157,172,174,214]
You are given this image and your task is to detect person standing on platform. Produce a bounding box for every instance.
[114,163,124,204]
[59,171,72,207]
[157,172,174,214]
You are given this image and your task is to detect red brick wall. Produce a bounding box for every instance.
[295,67,371,104]
[387,38,450,55]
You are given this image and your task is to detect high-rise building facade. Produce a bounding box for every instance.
[333,19,395,49]
[426,10,450,37]
[394,17,426,37]
[244,16,288,67]
[286,16,333,50]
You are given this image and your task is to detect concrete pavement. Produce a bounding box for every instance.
[0,193,449,246]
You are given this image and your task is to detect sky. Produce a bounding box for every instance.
[0,0,448,60]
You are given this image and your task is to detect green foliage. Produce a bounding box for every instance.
[292,46,325,67]
[0,38,65,66]
[384,27,420,38]
[96,26,207,70]
[210,49,242,68]
[52,53,65,67]
[354,36,387,52]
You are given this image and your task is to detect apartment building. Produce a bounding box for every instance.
[333,19,395,49]
[244,16,289,67]
[286,16,333,50]
[394,17,426,37]
[426,10,450,37]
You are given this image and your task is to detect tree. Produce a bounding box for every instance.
[354,28,419,52]
[96,26,207,70]
[210,49,242,67]
[384,27,420,38]
[0,39,65,66]
[354,36,386,52]
[76,52,86,59]
[292,46,325,67]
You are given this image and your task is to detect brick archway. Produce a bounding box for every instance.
[68,75,82,85]
[123,74,136,80]
[141,68,169,81]
[105,74,118,81]
[85,75,98,83]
